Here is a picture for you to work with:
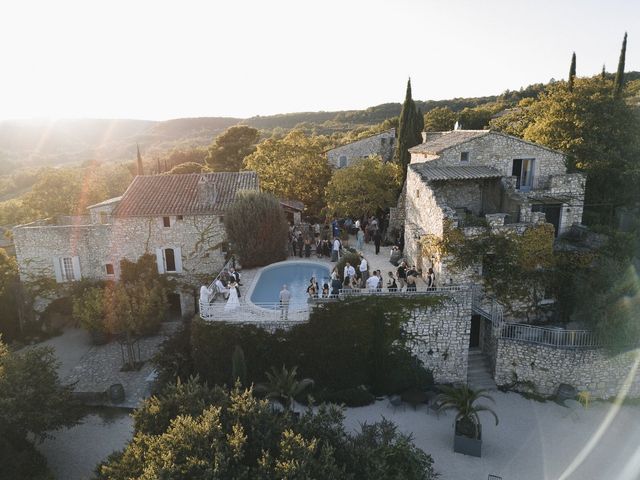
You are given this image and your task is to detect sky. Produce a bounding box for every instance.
[0,0,637,120]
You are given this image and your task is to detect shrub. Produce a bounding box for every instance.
[97,384,437,480]
[184,296,441,397]
[224,190,289,268]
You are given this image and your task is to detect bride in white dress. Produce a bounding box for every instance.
[224,282,240,311]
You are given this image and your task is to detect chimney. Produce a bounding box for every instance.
[197,175,217,206]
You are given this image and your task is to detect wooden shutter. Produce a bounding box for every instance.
[52,257,63,283]
[174,247,183,273]
[156,248,165,274]
[71,256,81,280]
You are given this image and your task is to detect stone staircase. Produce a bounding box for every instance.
[467,347,496,391]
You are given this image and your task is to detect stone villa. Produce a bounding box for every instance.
[403,129,586,292]
[326,128,395,168]
[13,172,259,318]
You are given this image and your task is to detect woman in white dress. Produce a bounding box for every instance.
[225,281,240,311]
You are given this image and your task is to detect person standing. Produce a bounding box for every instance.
[427,267,436,291]
[332,237,341,262]
[373,229,382,255]
[356,227,364,251]
[396,261,407,291]
[291,233,298,257]
[224,281,240,311]
[297,233,304,258]
[279,284,291,320]
[366,272,379,291]
[386,272,397,292]
[344,262,355,282]
[359,254,368,284]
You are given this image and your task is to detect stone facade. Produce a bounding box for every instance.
[493,340,640,399]
[403,129,586,291]
[14,172,258,319]
[327,129,395,168]
[403,291,472,383]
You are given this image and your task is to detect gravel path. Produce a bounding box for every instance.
[343,392,640,480]
[38,411,133,480]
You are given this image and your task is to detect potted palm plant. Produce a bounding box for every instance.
[435,384,499,457]
[255,365,314,412]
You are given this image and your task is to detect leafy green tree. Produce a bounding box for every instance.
[72,286,107,336]
[614,32,627,98]
[423,106,457,131]
[0,249,20,341]
[395,79,423,181]
[243,130,332,215]
[524,76,640,211]
[23,168,82,217]
[224,190,289,267]
[0,338,81,479]
[488,98,536,137]
[167,161,204,174]
[206,125,260,172]
[96,384,436,480]
[325,156,402,218]
[568,52,577,92]
[457,106,494,129]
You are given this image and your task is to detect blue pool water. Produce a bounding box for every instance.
[250,262,331,308]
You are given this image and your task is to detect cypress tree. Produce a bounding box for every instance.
[568,52,576,92]
[395,78,423,182]
[601,64,606,82]
[613,32,627,98]
[136,144,144,175]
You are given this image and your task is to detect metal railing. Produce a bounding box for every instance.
[199,301,311,323]
[500,323,601,348]
[337,284,468,297]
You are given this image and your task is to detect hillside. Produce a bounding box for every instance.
[1,72,638,170]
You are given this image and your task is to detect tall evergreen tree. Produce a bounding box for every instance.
[568,52,576,92]
[136,144,144,176]
[395,79,423,181]
[613,32,627,98]
[601,64,607,81]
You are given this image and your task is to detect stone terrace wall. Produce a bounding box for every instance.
[327,129,395,168]
[403,293,472,384]
[494,339,640,399]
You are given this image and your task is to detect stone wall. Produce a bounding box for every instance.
[418,132,567,190]
[327,129,395,168]
[14,213,227,318]
[403,291,472,383]
[494,339,640,399]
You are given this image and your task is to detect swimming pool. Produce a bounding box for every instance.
[250,261,331,308]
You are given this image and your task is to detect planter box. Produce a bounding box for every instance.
[454,423,482,457]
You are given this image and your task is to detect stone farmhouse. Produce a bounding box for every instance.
[326,128,395,168]
[13,171,259,318]
[403,129,586,302]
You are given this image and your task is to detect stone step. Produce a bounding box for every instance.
[466,348,496,391]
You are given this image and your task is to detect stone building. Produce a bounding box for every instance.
[403,129,585,297]
[13,171,259,318]
[326,128,395,168]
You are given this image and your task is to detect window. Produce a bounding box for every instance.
[512,158,535,191]
[156,247,182,274]
[164,248,176,272]
[415,189,420,198]
[390,138,394,146]
[163,216,171,228]
[53,256,80,282]
[381,138,386,145]
[105,263,115,275]
[176,215,183,221]
[460,151,470,163]
[339,155,347,168]
[62,257,74,281]
[99,212,108,224]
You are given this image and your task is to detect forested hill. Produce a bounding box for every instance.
[1,71,638,170]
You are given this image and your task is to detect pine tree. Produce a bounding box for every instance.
[568,52,576,92]
[136,144,144,176]
[395,79,423,182]
[613,32,627,98]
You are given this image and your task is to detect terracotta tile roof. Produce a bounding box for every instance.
[112,172,259,216]
[86,196,122,210]
[279,198,304,211]
[409,130,490,154]
[410,164,502,182]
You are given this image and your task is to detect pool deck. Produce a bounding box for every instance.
[203,236,426,324]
